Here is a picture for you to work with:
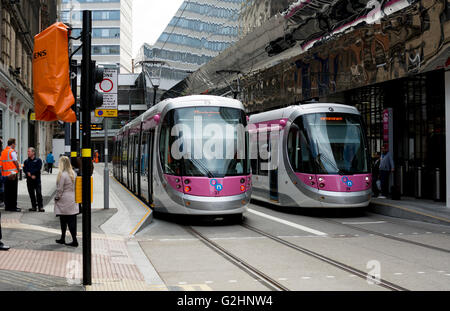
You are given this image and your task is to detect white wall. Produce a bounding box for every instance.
[52,139,65,167]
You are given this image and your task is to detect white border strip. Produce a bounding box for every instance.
[248,209,327,236]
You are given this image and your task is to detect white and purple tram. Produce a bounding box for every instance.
[248,103,372,208]
[113,95,252,216]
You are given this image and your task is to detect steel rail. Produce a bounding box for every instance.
[184,226,290,292]
[241,223,409,291]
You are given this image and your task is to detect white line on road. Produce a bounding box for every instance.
[247,209,328,236]
[341,221,386,225]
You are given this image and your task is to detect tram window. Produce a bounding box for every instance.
[287,125,315,174]
[258,130,269,176]
[122,136,128,169]
[141,132,148,176]
[249,130,258,175]
[160,118,182,176]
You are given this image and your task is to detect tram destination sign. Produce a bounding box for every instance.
[80,123,103,131]
[95,68,118,118]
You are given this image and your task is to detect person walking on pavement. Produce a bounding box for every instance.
[379,146,395,199]
[46,151,54,174]
[0,173,18,251]
[55,156,79,247]
[1,138,20,212]
[24,147,44,212]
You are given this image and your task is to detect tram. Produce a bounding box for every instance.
[113,95,251,216]
[248,103,371,208]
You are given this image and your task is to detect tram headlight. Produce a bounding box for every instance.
[318,177,324,182]
[184,179,190,185]
[319,183,325,188]
[365,177,370,181]
[240,178,245,184]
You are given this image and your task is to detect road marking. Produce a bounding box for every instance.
[178,282,187,285]
[437,271,445,273]
[247,209,327,236]
[341,221,386,225]
[426,232,432,234]
[412,232,419,235]
[301,276,311,280]
[111,176,152,236]
[278,278,288,281]
[349,275,357,278]
[417,272,425,274]
[326,275,335,279]
[398,233,404,235]
[445,274,450,277]
[205,281,213,284]
[228,280,237,283]
[394,273,403,275]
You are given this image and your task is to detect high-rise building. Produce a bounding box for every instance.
[136,0,245,102]
[59,0,133,73]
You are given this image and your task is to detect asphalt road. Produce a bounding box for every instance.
[136,202,450,291]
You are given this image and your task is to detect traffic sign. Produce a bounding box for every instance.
[95,68,117,118]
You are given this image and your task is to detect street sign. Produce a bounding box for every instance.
[95,68,118,118]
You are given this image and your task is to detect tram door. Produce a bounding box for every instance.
[140,130,154,204]
[269,131,279,202]
[134,133,141,196]
[148,130,154,204]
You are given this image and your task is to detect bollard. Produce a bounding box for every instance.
[399,166,404,195]
[416,167,422,198]
[435,168,440,201]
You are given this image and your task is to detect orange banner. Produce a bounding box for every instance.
[33,22,76,122]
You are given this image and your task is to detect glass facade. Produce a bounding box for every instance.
[348,70,446,200]
[73,45,120,55]
[72,28,120,38]
[61,10,120,22]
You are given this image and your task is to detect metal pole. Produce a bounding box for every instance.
[104,118,109,209]
[64,123,71,156]
[435,168,440,201]
[399,165,404,195]
[417,166,422,199]
[81,10,92,286]
[153,86,158,105]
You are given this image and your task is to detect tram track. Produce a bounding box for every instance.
[239,223,409,291]
[184,226,290,291]
[185,222,408,291]
[320,218,450,254]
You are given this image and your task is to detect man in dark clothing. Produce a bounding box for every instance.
[23,147,44,212]
[379,146,395,198]
[0,173,17,250]
[372,152,381,197]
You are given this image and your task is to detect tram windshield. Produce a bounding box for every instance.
[287,113,369,175]
[160,106,249,177]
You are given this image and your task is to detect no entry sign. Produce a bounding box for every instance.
[95,68,118,117]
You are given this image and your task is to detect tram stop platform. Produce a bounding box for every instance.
[370,197,450,227]
[0,163,165,291]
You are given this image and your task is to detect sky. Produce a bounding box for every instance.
[132,0,186,58]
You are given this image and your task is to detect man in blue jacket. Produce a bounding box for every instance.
[0,173,17,251]
[46,151,54,174]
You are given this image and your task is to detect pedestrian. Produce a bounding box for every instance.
[23,147,44,212]
[0,138,20,212]
[0,173,18,251]
[54,156,79,247]
[379,146,394,199]
[372,152,381,197]
[46,151,55,174]
[0,138,4,208]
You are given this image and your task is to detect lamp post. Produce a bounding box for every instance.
[137,60,167,107]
